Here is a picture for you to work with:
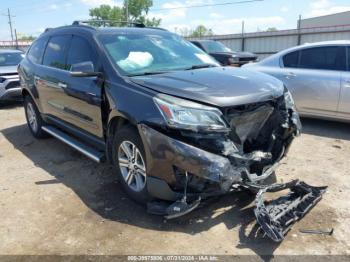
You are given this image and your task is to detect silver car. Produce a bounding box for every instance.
[244,41,350,122]
[0,49,24,102]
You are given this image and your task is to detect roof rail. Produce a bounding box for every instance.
[72,20,146,28]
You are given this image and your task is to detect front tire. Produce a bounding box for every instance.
[24,95,48,139]
[112,125,151,204]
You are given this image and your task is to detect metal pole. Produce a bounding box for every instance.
[14,29,18,50]
[297,14,302,45]
[241,20,245,51]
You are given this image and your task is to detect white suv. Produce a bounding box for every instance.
[0,49,24,102]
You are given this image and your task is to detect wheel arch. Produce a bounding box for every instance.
[22,88,43,113]
[106,114,135,164]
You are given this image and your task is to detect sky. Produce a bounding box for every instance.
[1,0,350,40]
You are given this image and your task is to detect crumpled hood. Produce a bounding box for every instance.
[131,67,284,107]
[0,65,18,75]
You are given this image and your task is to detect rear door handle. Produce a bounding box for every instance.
[58,82,67,89]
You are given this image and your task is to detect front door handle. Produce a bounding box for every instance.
[344,79,350,87]
[34,75,41,81]
[57,82,67,89]
[285,72,296,79]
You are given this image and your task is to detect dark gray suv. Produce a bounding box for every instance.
[18,22,303,229]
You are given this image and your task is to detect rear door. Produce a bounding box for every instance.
[281,46,344,117]
[339,46,350,119]
[36,35,71,117]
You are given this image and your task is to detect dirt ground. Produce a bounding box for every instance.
[0,103,350,257]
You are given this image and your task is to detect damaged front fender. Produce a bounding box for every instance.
[138,124,242,194]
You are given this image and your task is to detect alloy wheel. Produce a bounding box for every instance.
[26,102,38,133]
[117,141,146,192]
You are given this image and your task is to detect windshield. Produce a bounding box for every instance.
[201,41,232,53]
[98,33,219,76]
[0,52,24,66]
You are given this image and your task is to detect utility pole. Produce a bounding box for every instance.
[1,8,15,43]
[241,20,245,52]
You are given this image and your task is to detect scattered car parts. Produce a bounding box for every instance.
[254,180,327,242]
[299,228,334,236]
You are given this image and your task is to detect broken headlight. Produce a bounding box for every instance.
[284,89,296,110]
[154,94,229,131]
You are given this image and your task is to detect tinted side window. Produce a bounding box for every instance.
[348,47,350,71]
[43,35,70,70]
[192,42,204,50]
[66,36,95,70]
[283,51,299,68]
[299,46,345,71]
[27,38,47,64]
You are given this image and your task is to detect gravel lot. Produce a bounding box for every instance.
[0,103,350,257]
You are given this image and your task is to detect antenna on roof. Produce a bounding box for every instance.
[72,20,146,28]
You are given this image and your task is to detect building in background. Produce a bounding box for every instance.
[299,11,350,29]
[188,11,350,60]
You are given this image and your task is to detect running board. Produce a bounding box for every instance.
[42,126,105,163]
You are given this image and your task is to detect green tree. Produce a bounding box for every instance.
[189,25,214,37]
[89,0,160,27]
[15,33,36,41]
[266,27,278,32]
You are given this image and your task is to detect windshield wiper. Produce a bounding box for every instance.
[185,64,217,70]
[127,71,169,77]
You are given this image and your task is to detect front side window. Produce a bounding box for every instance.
[43,35,70,70]
[66,36,95,70]
[98,33,218,76]
[283,51,299,68]
[299,46,345,71]
[27,38,47,64]
[0,52,24,66]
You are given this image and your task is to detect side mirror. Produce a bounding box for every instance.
[70,61,102,77]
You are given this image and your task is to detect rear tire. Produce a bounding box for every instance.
[24,95,49,139]
[112,125,151,204]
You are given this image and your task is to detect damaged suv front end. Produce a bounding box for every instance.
[136,73,301,202]
[97,30,323,241]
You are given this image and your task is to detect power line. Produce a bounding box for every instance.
[151,0,264,12]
